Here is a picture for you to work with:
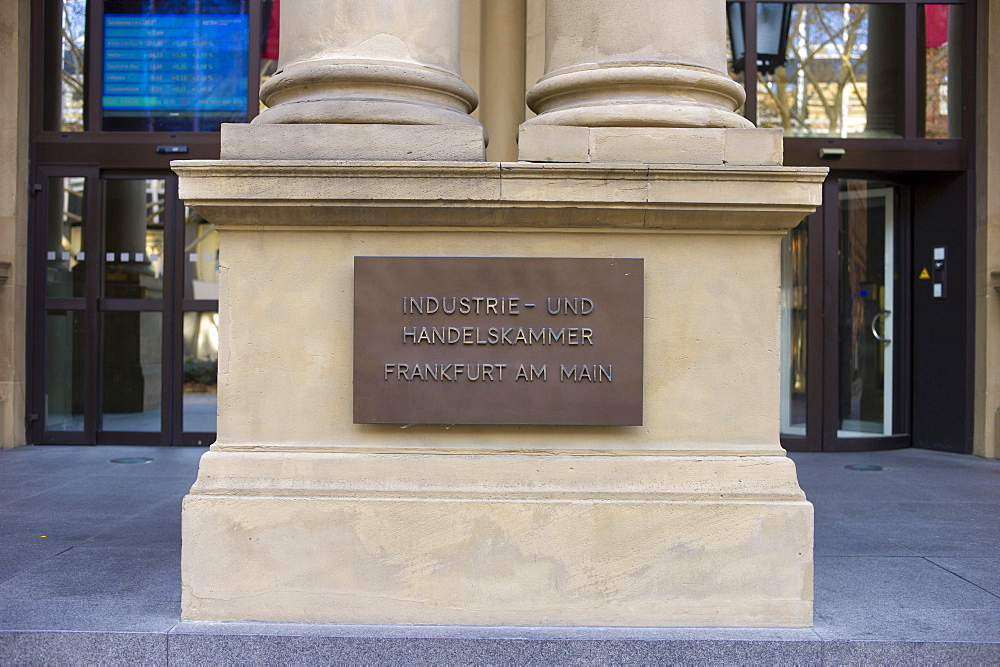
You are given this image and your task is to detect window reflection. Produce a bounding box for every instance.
[757,3,904,138]
[184,207,219,299]
[102,179,166,299]
[183,311,218,432]
[46,177,86,298]
[921,4,962,138]
[781,218,808,436]
[45,310,86,431]
[101,311,163,432]
[43,0,87,132]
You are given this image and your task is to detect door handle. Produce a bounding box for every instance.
[871,310,891,344]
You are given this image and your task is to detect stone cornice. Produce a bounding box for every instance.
[173,160,828,231]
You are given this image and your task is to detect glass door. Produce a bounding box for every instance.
[98,176,168,439]
[780,176,910,451]
[33,168,97,443]
[29,170,218,445]
[838,181,896,437]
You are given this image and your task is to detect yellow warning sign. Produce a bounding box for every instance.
[919,267,931,279]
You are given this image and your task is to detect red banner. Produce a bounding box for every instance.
[262,0,280,60]
[925,5,949,49]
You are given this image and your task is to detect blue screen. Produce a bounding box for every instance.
[102,6,248,131]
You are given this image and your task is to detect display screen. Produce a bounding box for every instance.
[102,0,248,131]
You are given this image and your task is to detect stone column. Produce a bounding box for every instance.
[479,0,527,161]
[224,0,486,161]
[518,0,783,165]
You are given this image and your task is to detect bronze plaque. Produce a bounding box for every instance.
[354,257,643,425]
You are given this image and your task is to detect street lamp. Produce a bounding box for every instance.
[728,2,793,75]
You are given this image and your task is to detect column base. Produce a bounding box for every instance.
[518,126,783,166]
[221,123,487,162]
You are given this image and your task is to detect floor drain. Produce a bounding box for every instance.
[845,464,884,471]
[110,457,153,464]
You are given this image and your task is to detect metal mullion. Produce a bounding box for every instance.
[98,431,162,446]
[44,298,87,311]
[805,206,826,452]
[962,0,977,143]
[165,175,183,445]
[904,3,918,138]
[182,299,220,311]
[28,165,62,441]
[783,138,966,171]
[743,0,759,126]
[31,0,53,138]
[895,183,913,440]
[25,170,45,442]
[83,170,102,442]
[820,177,841,450]
[86,0,102,133]
[98,298,165,311]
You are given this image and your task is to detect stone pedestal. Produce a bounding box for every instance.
[176,0,821,628]
[174,161,825,626]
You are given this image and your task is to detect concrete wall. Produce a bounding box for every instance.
[974,0,999,459]
[0,0,29,449]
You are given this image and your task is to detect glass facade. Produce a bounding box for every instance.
[730,0,966,144]
[26,0,975,450]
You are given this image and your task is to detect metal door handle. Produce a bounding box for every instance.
[871,310,891,344]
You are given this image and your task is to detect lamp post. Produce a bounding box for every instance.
[728,2,793,75]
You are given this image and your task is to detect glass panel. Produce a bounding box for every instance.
[46,177,87,298]
[838,179,899,437]
[103,178,166,299]
[780,218,809,436]
[44,310,86,431]
[758,3,905,138]
[183,311,219,432]
[102,0,250,131]
[921,4,963,138]
[101,310,162,431]
[43,0,87,131]
[184,207,219,299]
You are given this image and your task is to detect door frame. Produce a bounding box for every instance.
[28,165,100,444]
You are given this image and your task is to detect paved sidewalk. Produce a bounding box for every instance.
[0,445,997,664]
